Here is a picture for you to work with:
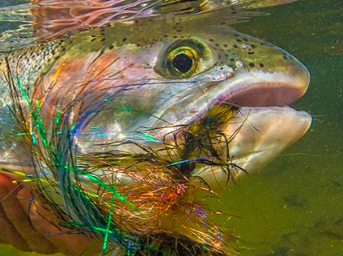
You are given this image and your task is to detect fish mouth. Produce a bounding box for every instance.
[168,69,312,187]
[217,70,310,107]
[155,69,311,134]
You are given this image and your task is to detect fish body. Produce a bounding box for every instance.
[0,15,311,255]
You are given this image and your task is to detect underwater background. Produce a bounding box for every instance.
[0,0,342,255]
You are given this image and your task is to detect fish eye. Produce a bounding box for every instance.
[154,39,217,79]
[168,47,199,77]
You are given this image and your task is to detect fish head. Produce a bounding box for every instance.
[45,19,311,186]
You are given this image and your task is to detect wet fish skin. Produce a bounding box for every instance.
[1,15,308,114]
[0,16,310,176]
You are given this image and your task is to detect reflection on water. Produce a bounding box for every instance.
[0,0,342,255]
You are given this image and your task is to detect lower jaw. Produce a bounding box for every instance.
[190,105,311,190]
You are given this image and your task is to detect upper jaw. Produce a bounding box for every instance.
[219,69,310,107]
[152,67,310,135]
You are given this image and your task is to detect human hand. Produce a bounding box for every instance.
[0,173,101,256]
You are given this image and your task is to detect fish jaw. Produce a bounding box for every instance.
[191,106,312,189]
[152,63,310,137]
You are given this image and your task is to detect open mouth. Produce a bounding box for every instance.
[154,68,311,135]
[185,69,312,186]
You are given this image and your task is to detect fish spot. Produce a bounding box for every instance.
[249,63,255,68]
[259,63,265,68]
[122,38,127,42]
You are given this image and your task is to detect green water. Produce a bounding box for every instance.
[0,0,342,255]
[217,0,343,255]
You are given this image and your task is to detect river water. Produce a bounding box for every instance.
[0,0,342,255]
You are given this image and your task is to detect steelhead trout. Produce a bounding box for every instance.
[0,14,311,256]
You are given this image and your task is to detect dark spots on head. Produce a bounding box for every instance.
[173,36,178,39]
[248,51,255,55]
[259,63,265,68]
[249,63,255,68]
[233,34,240,38]
[100,38,106,42]
[209,39,214,42]
[122,37,127,42]
[91,38,97,42]
[223,44,228,48]
[108,45,114,50]
[164,35,168,38]
[233,44,238,48]
[236,39,242,43]
[215,43,220,47]
[230,58,235,62]
[243,38,248,42]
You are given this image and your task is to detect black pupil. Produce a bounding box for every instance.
[172,53,193,73]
